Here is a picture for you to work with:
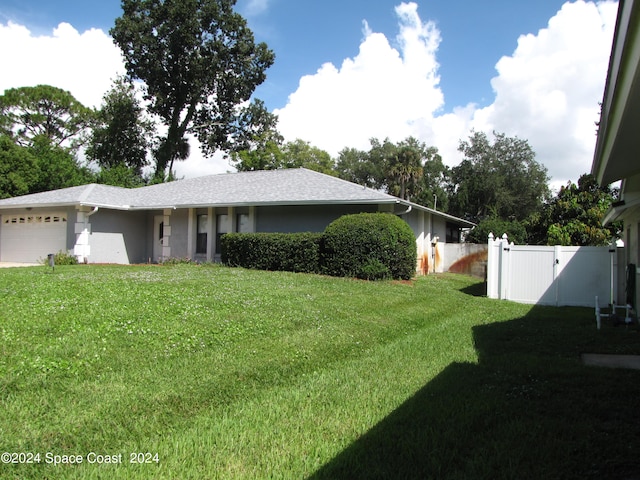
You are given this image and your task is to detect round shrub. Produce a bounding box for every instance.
[321,213,417,280]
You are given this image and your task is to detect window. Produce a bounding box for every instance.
[237,213,251,233]
[215,214,229,254]
[196,215,208,254]
[446,222,461,243]
[3,213,66,225]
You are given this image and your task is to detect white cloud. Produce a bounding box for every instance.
[243,0,271,16]
[275,2,444,156]
[173,137,235,179]
[275,1,618,186]
[0,20,229,178]
[0,1,620,184]
[469,0,618,187]
[0,21,125,108]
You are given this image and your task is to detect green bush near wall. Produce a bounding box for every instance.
[321,213,417,280]
[221,213,417,280]
[221,232,323,273]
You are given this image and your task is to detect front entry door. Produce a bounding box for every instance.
[153,215,164,262]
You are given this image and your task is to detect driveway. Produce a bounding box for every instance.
[0,262,41,268]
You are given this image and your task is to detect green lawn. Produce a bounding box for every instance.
[1,265,639,479]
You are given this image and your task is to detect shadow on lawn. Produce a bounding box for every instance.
[308,307,640,480]
[458,280,487,298]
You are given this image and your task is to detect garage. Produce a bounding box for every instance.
[1,212,68,263]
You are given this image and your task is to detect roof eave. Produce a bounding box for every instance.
[164,198,397,209]
[395,199,476,227]
[592,0,640,185]
[0,202,79,210]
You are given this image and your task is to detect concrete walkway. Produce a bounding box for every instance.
[581,353,640,370]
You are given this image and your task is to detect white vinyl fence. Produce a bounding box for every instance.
[487,233,623,307]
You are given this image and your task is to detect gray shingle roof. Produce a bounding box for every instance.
[0,168,396,209]
[129,168,397,208]
[0,168,475,226]
[0,183,133,209]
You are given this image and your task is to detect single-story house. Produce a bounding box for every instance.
[0,167,473,273]
[591,0,640,302]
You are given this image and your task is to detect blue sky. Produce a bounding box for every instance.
[0,0,573,111]
[0,1,619,187]
[241,0,575,112]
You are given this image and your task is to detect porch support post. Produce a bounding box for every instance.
[73,206,92,263]
[248,206,257,232]
[416,211,426,275]
[207,207,214,262]
[187,208,195,259]
[162,208,172,260]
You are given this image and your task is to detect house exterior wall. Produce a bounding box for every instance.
[255,204,379,232]
[402,209,430,274]
[402,209,468,274]
[85,209,148,264]
[0,201,469,271]
[168,208,189,259]
[431,216,448,244]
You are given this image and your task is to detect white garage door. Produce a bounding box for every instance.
[1,213,68,263]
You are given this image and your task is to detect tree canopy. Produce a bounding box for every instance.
[527,173,620,246]
[111,0,275,181]
[0,85,94,150]
[335,137,448,204]
[232,138,336,175]
[0,135,39,199]
[448,131,550,223]
[0,85,96,196]
[0,74,613,248]
[87,76,154,183]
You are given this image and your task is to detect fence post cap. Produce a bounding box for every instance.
[488,232,494,240]
[502,233,508,240]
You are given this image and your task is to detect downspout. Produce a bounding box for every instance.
[396,204,412,215]
[85,207,99,261]
[77,207,98,264]
[86,206,99,217]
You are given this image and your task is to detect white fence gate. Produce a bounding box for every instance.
[487,233,623,307]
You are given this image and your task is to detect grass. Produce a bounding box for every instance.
[1,264,639,479]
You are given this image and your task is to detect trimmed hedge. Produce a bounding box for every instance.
[321,213,417,280]
[221,213,417,280]
[221,232,322,273]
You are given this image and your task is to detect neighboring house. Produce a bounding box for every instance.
[0,168,473,273]
[592,0,640,303]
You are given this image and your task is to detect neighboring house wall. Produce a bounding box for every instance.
[620,202,640,310]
